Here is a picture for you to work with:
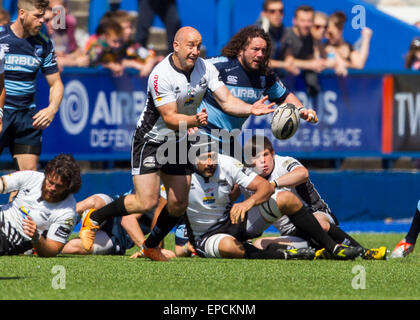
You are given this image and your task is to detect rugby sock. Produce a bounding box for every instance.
[90,196,128,225]
[144,205,181,248]
[327,224,362,248]
[288,205,337,253]
[406,205,420,244]
[243,242,286,259]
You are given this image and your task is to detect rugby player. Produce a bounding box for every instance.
[198,25,317,160]
[62,191,174,258]
[134,135,315,260]
[80,26,276,261]
[244,135,388,260]
[0,154,81,257]
[1,0,63,173]
[391,201,420,258]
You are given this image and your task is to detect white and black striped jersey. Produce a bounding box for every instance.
[265,155,330,213]
[0,171,78,249]
[136,54,224,143]
[183,154,257,239]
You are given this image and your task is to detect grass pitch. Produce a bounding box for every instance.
[0,233,419,300]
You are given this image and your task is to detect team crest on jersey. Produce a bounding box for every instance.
[226,75,238,85]
[0,43,9,53]
[34,45,43,57]
[199,77,208,88]
[203,194,215,205]
[143,156,156,168]
[64,217,75,227]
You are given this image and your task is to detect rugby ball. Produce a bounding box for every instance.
[271,103,300,140]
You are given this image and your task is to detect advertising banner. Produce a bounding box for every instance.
[36,71,384,160]
[242,74,384,156]
[393,74,420,152]
[36,70,148,160]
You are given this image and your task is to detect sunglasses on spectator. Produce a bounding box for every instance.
[267,9,284,14]
[314,24,327,30]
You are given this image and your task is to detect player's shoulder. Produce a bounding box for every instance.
[274,154,302,170]
[0,25,8,36]
[205,56,237,70]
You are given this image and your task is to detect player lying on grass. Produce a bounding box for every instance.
[138,134,365,260]
[391,200,420,258]
[129,134,314,260]
[0,154,81,257]
[61,191,175,259]
[244,135,388,260]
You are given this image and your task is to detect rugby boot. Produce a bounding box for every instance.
[390,239,415,258]
[285,247,316,260]
[79,209,100,251]
[362,246,389,260]
[140,245,170,261]
[331,244,363,260]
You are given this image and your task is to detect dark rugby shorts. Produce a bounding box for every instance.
[0,108,42,155]
[131,127,194,176]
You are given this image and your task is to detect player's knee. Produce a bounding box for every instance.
[315,215,330,232]
[276,191,301,214]
[218,237,244,258]
[167,198,188,216]
[133,193,158,212]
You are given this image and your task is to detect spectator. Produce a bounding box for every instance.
[282,5,325,97]
[101,10,161,77]
[0,8,11,26]
[415,20,420,29]
[310,11,328,60]
[256,0,298,76]
[324,11,372,74]
[49,0,78,54]
[405,37,420,70]
[85,19,125,77]
[134,0,181,54]
[44,7,89,70]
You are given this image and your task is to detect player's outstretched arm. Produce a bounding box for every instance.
[159,102,208,130]
[32,72,64,130]
[212,86,275,117]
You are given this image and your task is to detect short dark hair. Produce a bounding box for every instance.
[44,154,81,195]
[328,11,347,31]
[294,5,314,18]
[244,135,274,164]
[262,0,283,11]
[95,18,123,37]
[221,26,272,75]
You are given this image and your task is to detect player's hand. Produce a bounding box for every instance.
[194,108,208,126]
[130,248,176,259]
[187,127,199,135]
[299,108,318,124]
[0,118,3,134]
[22,216,38,239]
[250,96,276,116]
[32,106,56,130]
[230,200,253,224]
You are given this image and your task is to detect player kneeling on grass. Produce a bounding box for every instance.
[140,135,314,260]
[244,135,388,260]
[61,192,175,259]
[0,154,81,257]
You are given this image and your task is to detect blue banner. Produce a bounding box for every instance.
[36,69,148,160]
[242,74,384,157]
[35,70,384,160]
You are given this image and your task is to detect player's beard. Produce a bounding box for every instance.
[41,179,68,203]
